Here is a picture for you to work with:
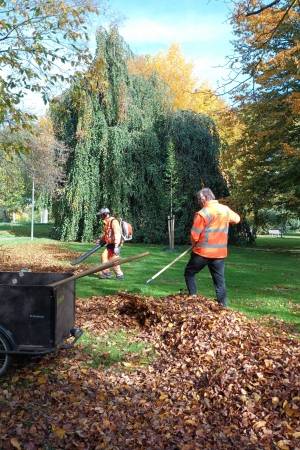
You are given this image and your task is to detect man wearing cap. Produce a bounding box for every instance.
[184,188,240,306]
[97,208,124,280]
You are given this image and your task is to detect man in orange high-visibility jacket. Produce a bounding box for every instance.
[97,208,124,280]
[184,188,240,306]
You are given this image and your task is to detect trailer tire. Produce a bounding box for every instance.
[0,332,11,376]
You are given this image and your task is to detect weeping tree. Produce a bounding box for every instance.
[51,28,169,241]
[164,110,228,243]
[51,28,227,243]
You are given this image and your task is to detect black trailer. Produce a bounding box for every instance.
[0,270,82,375]
[0,252,149,375]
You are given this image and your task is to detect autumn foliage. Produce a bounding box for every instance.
[128,44,243,153]
[228,0,300,221]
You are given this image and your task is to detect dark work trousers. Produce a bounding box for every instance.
[184,252,227,306]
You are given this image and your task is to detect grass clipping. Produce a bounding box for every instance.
[1,293,299,450]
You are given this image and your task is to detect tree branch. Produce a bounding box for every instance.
[260,0,297,47]
[0,14,58,42]
[218,0,297,96]
[245,0,281,16]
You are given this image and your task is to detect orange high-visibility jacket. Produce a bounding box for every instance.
[102,217,122,245]
[191,200,240,258]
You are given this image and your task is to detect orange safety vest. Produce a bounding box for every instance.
[191,200,240,259]
[103,217,121,245]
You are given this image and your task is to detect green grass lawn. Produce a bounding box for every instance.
[1,222,299,334]
[0,222,54,239]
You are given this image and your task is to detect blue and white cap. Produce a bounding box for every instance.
[97,208,110,216]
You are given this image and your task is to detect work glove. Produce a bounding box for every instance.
[114,245,120,256]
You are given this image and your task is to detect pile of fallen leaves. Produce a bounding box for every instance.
[0,243,88,275]
[1,294,299,450]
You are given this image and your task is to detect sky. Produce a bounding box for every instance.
[23,0,235,115]
[103,0,234,84]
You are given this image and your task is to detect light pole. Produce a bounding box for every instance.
[31,177,35,240]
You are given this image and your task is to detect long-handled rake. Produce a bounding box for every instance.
[51,252,150,288]
[146,247,191,285]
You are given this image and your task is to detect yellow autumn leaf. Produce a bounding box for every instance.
[102,419,111,428]
[97,391,106,401]
[289,408,299,417]
[37,375,47,385]
[52,425,66,439]
[159,393,168,401]
[264,359,273,368]
[123,362,133,367]
[10,438,21,450]
[285,423,294,432]
[185,418,197,426]
[253,420,266,430]
[283,402,300,417]
[276,440,290,450]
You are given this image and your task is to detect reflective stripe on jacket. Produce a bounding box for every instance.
[191,200,240,258]
[102,217,122,245]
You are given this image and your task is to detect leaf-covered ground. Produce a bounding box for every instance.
[1,293,300,450]
[0,243,299,449]
[0,243,75,272]
[0,242,87,274]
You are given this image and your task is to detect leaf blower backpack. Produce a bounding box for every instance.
[120,218,133,241]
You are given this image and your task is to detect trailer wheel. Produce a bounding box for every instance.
[0,333,11,376]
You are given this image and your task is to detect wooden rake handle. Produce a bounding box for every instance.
[48,252,150,288]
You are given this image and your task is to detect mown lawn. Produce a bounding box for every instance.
[0,222,53,240]
[1,222,299,334]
